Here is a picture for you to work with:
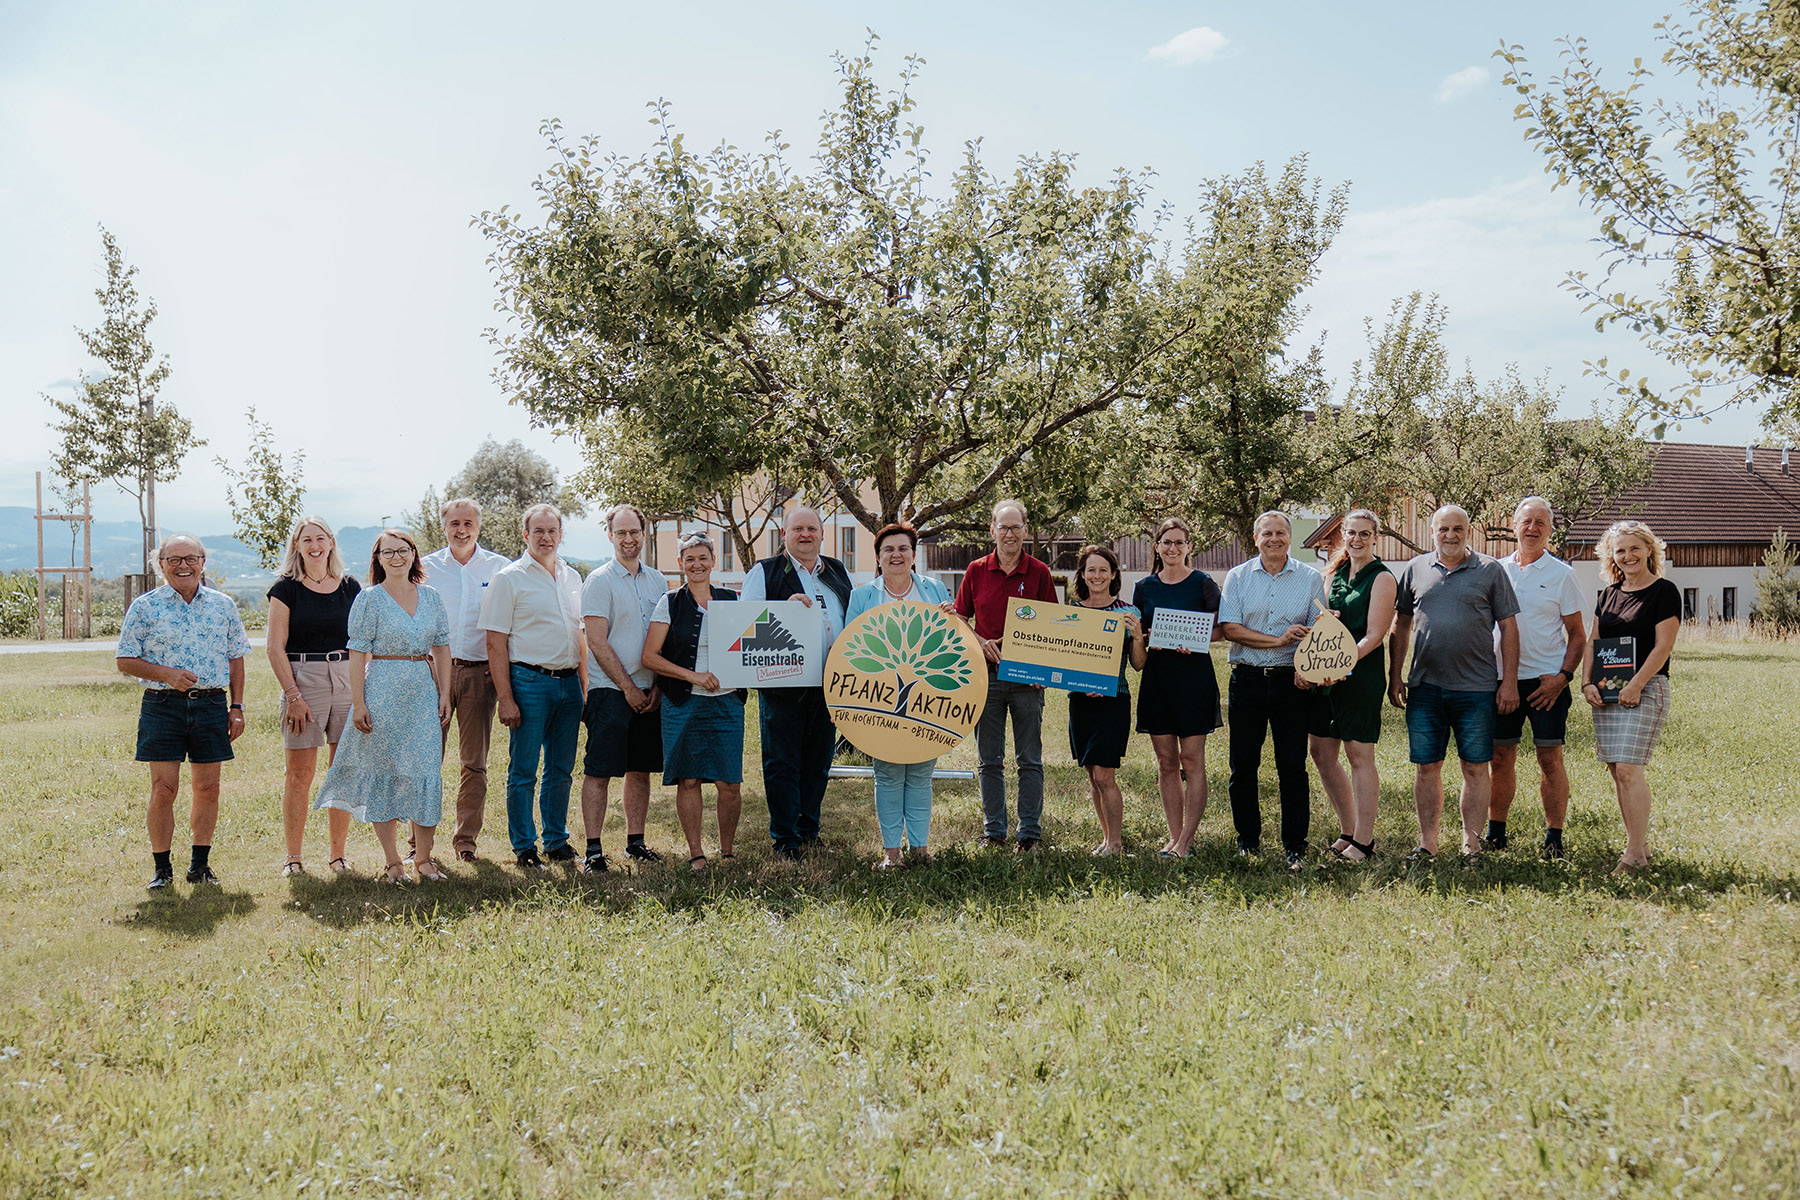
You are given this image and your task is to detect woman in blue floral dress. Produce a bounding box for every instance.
[315,529,452,883]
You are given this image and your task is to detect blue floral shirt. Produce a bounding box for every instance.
[116,584,252,689]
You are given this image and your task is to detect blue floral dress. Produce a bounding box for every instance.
[315,585,450,825]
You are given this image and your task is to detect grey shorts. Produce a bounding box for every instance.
[280,658,352,749]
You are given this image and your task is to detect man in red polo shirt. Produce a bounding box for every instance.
[953,499,1060,850]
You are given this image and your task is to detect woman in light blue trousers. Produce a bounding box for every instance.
[843,522,952,868]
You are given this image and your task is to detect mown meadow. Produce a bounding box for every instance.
[1,643,1796,1198]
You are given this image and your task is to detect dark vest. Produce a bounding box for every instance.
[658,584,740,704]
[758,554,852,613]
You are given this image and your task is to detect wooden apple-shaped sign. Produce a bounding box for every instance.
[1295,601,1358,685]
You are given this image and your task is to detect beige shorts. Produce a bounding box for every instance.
[280,658,352,749]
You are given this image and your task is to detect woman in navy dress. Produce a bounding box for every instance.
[1129,518,1223,857]
[314,530,452,884]
[1067,545,1145,856]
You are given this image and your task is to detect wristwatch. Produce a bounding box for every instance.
[230,704,244,711]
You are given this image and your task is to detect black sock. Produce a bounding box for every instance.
[1545,827,1563,845]
[626,833,645,847]
[1486,820,1506,840]
[190,845,210,869]
[586,838,603,855]
[153,850,172,874]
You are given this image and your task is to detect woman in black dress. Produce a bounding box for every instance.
[1129,518,1223,858]
[266,516,360,875]
[1068,545,1145,856]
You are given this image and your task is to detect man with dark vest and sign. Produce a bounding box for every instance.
[741,504,852,859]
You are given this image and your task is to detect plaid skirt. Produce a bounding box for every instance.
[1593,674,1670,766]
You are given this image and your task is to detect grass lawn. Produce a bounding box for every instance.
[2,643,1797,1198]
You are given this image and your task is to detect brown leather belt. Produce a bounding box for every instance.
[370,655,429,661]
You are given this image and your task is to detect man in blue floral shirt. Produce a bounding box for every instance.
[116,535,251,891]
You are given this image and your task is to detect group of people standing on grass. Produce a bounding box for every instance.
[115,489,1681,892]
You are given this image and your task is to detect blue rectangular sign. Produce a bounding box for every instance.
[995,659,1120,696]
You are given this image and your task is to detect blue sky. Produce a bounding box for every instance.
[0,0,1738,551]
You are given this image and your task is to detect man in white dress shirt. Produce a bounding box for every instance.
[421,498,510,862]
[479,504,587,871]
[740,504,850,860]
[1488,496,1587,859]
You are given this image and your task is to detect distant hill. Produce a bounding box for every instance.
[0,508,608,590]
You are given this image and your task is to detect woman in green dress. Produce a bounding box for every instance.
[1306,509,1395,862]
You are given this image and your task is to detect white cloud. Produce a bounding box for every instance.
[1434,66,1489,104]
[1147,27,1229,67]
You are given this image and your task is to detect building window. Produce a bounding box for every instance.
[1723,587,1738,621]
[842,525,857,572]
[1683,587,1697,622]
[721,530,734,571]
[646,522,657,569]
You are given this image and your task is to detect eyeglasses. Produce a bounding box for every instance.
[995,524,1025,534]
[377,547,414,559]
[1156,539,1188,547]
[162,555,204,566]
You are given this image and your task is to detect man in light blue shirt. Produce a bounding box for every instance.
[740,505,850,859]
[1217,511,1327,869]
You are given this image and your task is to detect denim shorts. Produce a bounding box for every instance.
[1405,683,1496,765]
[135,690,234,764]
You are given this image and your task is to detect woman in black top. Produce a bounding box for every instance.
[1067,545,1146,857]
[1129,518,1223,858]
[266,517,361,875]
[1579,520,1681,873]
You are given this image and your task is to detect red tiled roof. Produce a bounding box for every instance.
[1565,442,1800,545]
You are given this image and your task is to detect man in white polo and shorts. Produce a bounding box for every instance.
[1488,496,1588,859]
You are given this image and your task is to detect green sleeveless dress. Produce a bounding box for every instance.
[1317,557,1391,744]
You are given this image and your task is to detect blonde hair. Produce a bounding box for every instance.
[280,515,345,581]
[1596,520,1667,584]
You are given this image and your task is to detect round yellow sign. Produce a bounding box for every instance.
[825,600,988,764]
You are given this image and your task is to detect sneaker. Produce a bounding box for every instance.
[1481,831,1509,851]
[147,868,175,891]
[1543,839,1567,861]
[773,845,804,862]
[580,851,609,874]
[981,836,1008,849]
[624,842,662,863]
[515,850,549,871]
[1234,843,1259,858]
[1015,837,1041,853]
[544,844,577,863]
[1285,850,1304,872]
[186,865,220,885]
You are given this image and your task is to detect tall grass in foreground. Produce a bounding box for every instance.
[0,647,1796,1198]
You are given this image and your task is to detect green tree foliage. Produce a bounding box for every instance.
[45,227,199,576]
[1754,528,1800,633]
[1500,2,1800,433]
[215,408,307,571]
[408,439,586,560]
[575,414,815,569]
[478,42,1211,539]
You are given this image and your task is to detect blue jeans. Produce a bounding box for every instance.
[1405,683,1497,765]
[873,758,935,849]
[506,666,582,853]
[976,674,1045,840]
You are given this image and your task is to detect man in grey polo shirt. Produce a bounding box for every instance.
[1388,505,1521,860]
[577,502,669,873]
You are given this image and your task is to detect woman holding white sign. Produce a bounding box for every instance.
[1306,510,1395,864]
[1579,520,1680,873]
[1069,545,1145,857]
[843,523,953,868]
[641,532,743,869]
[1129,518,1223,858]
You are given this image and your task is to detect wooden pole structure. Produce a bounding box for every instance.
[34,471,97,642]
[34,472,47,641]
[82,482,92,638]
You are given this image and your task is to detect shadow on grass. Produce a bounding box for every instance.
[128,887,258,935]
[260,832,1799,931]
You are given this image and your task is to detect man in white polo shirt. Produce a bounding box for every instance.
[480,503,587,871]
[577,502,669,873]
[1488,495,1587,859]
[421,497,509,862]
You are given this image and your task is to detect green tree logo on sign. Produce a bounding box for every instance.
[838,606,973,692]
